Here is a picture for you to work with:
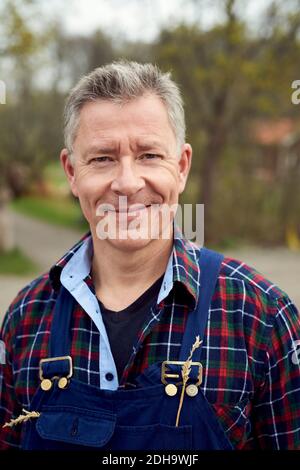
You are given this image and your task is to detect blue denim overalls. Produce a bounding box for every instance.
[21,248,233,450]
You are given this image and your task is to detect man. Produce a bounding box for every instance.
[0,61,300,450]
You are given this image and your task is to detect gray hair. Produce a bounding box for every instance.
[63,60,186,156]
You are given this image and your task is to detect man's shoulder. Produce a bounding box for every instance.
[177,239,288,303]
[1,272,54,335]
[1,232,91,335]
[12,271,53,306]
[219,254,287,303]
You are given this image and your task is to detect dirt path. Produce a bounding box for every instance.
[11,211,83,272]
[1,212,299,325]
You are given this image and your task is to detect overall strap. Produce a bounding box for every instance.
[178,247,224,376]
[40,285,75,379]
[50,285,75,357]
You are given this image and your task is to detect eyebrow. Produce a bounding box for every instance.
[84,144,117,157]
[135,140,165,151]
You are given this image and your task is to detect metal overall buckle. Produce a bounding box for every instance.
[39,355,73,391]
[161,360,203,397]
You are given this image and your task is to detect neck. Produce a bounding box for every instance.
[91,232,173,295]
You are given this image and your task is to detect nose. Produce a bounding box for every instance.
[110,158,145,196]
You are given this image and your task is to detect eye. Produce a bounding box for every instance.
[139,153,162,160]
[90,156,113,163]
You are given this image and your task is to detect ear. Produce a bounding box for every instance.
[60,148,79,198]
[178,143,192,194]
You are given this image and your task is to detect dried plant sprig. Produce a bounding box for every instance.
[175,335,202,427]
[2,409,40,429]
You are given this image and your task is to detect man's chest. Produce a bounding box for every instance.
[13,301,257,406]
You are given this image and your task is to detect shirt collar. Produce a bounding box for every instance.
[49,231,91,291]
[49,226,200,309]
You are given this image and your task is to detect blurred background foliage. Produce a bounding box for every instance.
[0,0,300,251]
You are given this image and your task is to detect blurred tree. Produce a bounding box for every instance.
[154,0,300,244]
[46,21,117,88]
[0,0,45,250]
[0,0,61,187]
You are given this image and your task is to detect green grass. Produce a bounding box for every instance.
[0,248,38,275]
[11,196,89,231]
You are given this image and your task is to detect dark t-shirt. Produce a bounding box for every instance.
[98,275,164,382]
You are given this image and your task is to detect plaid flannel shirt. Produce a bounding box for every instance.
[1,232,300,450]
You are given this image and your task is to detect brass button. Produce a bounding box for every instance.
[41,379,52,391]
[186,384,199,397]
[58,377,69,389]
[165,383,178,396]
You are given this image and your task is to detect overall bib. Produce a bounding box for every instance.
[21,248,233,450]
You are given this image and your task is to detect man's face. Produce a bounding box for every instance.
[61,93,192,251]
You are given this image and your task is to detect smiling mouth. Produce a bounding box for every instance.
[116,205,152,213]
[98,203,162,216]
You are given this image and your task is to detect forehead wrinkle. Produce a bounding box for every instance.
[83,138,118,157]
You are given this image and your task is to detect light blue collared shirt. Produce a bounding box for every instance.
[60,235,174,390]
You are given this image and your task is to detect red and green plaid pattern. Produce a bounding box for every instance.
[1,233,300,449]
